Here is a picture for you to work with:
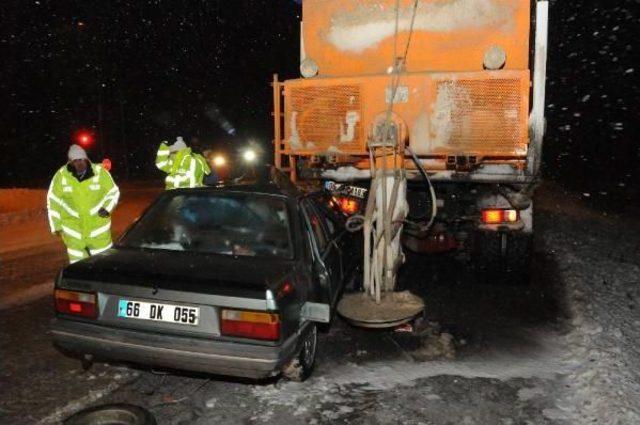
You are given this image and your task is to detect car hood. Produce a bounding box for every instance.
[61,247,294,297]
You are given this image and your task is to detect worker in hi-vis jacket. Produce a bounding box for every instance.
[47,144,120,264]
[155,136,210,189]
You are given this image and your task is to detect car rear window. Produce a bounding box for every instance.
[120,193,293,259]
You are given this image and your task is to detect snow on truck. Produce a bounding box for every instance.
[272,0,549,327]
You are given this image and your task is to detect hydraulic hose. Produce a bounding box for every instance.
[405,146,437,231]
[345,147,436,233]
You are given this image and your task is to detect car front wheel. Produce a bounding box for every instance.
[282,323,317,382]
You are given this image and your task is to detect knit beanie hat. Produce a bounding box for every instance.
[68,144,88,161]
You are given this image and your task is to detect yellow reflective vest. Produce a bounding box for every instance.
[46,163,120,238]
[155,143,209,189]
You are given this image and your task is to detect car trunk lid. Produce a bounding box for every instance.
[59,248,290,339]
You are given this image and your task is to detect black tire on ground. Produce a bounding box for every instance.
[64,404,156,425]
[282,323,318,382]
[473,231,533,284]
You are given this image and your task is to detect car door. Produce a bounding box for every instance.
[301,199,342,307]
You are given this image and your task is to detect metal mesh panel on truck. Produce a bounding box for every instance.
[285,84,363,153]
[433,77,528,155]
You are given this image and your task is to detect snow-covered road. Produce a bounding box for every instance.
[536,189,640,423]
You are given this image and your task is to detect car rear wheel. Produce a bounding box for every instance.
[282,323,317,382]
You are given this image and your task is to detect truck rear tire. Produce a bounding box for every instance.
[473,231,532,285]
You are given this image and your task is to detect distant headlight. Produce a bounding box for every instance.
[243,149,257,163]
[213,155,227,167]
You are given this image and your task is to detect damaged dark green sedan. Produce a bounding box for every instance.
[52,169,358,381]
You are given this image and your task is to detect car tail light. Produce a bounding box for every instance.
[277,281,294,298]
[55,289,97,319]
[481,209,519,224]
[220,309,280,341]
[330,196,360,215]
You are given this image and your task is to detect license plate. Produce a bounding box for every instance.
[117,299,199,326]
[324,181,368,199]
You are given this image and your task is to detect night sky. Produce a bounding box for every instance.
[1,0,301,185]
[544,0,639,209]
[1,0,638,207]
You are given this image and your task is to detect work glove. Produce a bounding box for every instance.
[98,208,110,218]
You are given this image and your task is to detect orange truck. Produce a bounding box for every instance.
[273,0,548,283]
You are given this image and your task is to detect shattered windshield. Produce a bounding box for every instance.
[120,193,293,259]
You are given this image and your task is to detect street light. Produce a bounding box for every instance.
[243,149,257,163]
[213,155,227,167]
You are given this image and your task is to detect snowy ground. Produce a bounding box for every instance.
[535,189,640,423]
[1,183,638,424]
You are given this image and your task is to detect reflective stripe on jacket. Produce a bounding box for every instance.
[194,153,211,182]
[155,142,172,173]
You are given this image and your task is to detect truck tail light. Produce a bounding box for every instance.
[55,289,97,319]
[481,209,519,224]
[220,309,280,341]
